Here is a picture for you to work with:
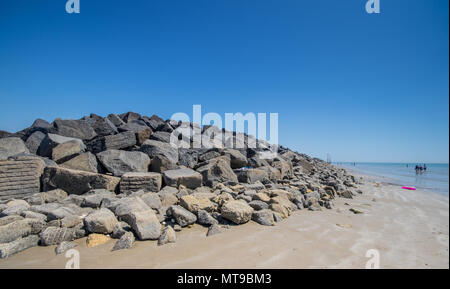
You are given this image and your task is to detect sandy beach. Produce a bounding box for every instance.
[0,173,448,269]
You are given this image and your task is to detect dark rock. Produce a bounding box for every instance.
[163,168,202,189]
[140,140,179,172]
[25,131,46,155]
[252,209,275,226]
[119,172,162,193]
[157,226,176,245]
[0,235,40,259]
[92,118,118,136]
[53,119,97,140]
[60,152,100,173]
[168,205,197,227]
[87,131,136,154]
[112,231,135,251]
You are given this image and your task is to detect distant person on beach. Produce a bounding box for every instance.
[415,165,420,174]
[423,164,427,171]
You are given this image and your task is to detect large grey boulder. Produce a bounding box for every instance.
[107,196,150,219]
[0,219,33,243]
[220,200,253,224]
[119,172,162,193]
[197,209,218,226]
[81,189,115,208]
[87,131,136,154]
[162,168,202,189]
[51,140,86,163]
[251,209,275,226]
[195,156,238,186]
[97,150,150,177]
[121,209,161,240]
[158,226,176,246]
[38,133,85,158]
[235,168,268,184]
[25,131,46,155]
[60,152,100,173]
[223,149,248,169]
[0,235,40,259]
[112,231,135,251]
[140,140,179,172]
[168,205,197,227]
[92,118,118,136]
[42,166,120,195]
[0,137,29,160]
[53,119,97,140]
[140,192,162,210]
[150,131,172,143]
[84,208,118,234]
[107,114,126,127]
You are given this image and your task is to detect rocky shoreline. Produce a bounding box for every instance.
[0,112,362,259]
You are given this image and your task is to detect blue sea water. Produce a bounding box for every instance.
[338,162,449,196]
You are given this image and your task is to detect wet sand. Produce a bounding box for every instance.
[0,174,448,269]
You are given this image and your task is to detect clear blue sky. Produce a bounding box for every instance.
[0,0,448,163]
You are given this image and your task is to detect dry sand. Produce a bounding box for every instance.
[0,174,448,269]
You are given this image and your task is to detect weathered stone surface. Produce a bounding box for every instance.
[60,152,100,173]
[0,219,34,243]
[25,131,46,155]
[252,209,275,226]
[21,210,47,221]
[52,140,85,163]
[111,221,132,239]
[92,118,118,136]
[86,233,111,248]
[53,119,97,140]
[121,209,161,240]
[55,241,77,255]
[168,205,197,227]
[178,149,199,168]
[163,168,202,189]
[39,226,77,246]
[42,166,120,195]
[87,131,136,154]
[238,167,269,183]
[196,157,238,186]
[84,208,118,234]
[43,189,68,203]
[206,224,222,237]
[0,137,30,160]
[140,192,162,210]
[0,156,45,200]
[140,140,179,172]
[81,189,115,208]
[150,131,171,143]
[158,187,179,207]
[97,150,150,177]
[0,235,40,259]
[112,231,135,251]
[158,226,176,246]
[107,196,150,218]
[197,209,218,226]
[220,200,253,224]
[223,149,248,169]
[39,133,86,158]
[119,172,162,193]
[248,200,269,211]
[180,194,216,214]
[107,113,126,127]
[0,215,23,227]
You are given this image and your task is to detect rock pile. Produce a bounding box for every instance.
[0,112,362,258]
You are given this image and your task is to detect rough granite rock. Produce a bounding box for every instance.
[53,119,97,140]
[38,133,86,158]
[60,152,100,173]
[248,200,269,211]
[140,140,179,172]
[97,149,150,177]
[158,226,176,246]
[25,131,46,155]
[180,194,216,214]
[51,140,86,164]
[251,209,275,226]
[87,131,136,154]
[112,231,135,251]
[93,118,118,137]
[0,235,40,259]
[42,166,120,195]
[163,168,203,189]
[168,205,197,227]
[0,137,30,160]
[235,168,269,184]
[195,156,238,186]
[197,209,218,226]
[121,209,161,240]
[84,208,118,234]
[206,224,222,237]
[220,200,253,224]
[140,192,162,210]
[119,172,162,193]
